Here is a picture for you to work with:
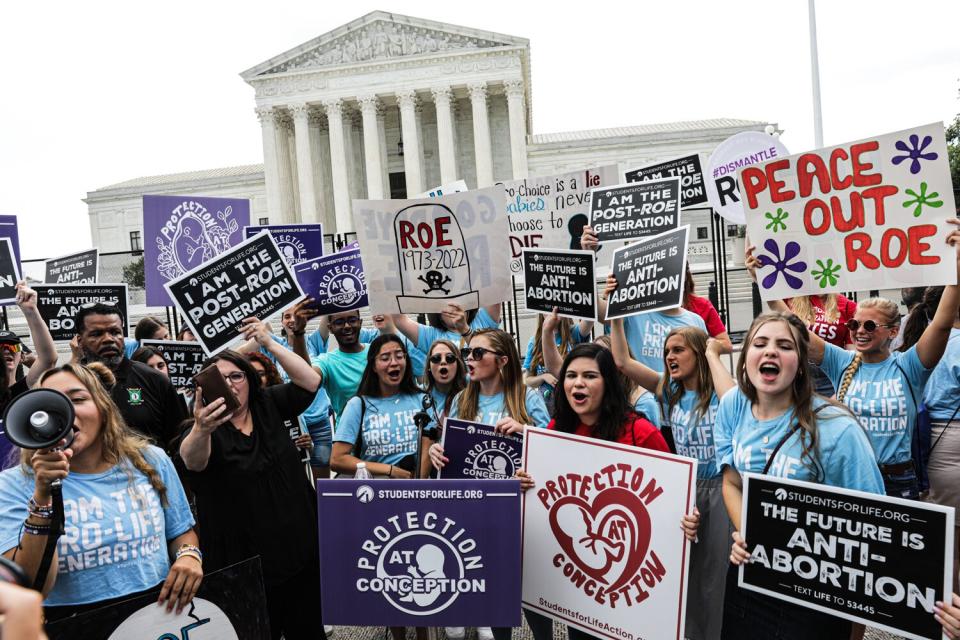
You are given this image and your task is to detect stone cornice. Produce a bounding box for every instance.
[84,169,267,204]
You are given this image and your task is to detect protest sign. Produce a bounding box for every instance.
[438,418,523,480]
[606,226,690,320]
[317,479,522,627]
[0,216,22,274]
[44,248,98,284]
[588,178,681,245]
[740,123,958,300]
[521,428,695,640]
[34,284,128,340]
[165,231,305,356]
[705,131,790,224]
[419,180,469,198]
[353,186,511,314]
[294,246,368,315]
[0,239,20,305]
[740,473,953,640]
[522,249,596,321]
[501,166,620,274]
[625,155,708,209]
[143,195,250,306]
[141,339,206,390]
[45,558,270,640]
[243,222,324,265]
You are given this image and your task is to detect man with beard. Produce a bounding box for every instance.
[74,303,186,451]
[310,310,369,419]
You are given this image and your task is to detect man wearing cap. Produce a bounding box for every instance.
[74,302,186,451]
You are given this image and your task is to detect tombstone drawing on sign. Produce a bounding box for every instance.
[393,203,479,313]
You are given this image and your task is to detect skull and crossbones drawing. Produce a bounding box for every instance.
[419,270,451,295]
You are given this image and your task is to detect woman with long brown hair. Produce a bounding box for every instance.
[0,363,201,621]
[522,314,591,413]
[718,312,883,639]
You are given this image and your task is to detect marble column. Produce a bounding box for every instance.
[468,82,493,187]
[358,95,385,199]
[323,99,352,233]
[255,107,282,222]
[274,113,296,223]
[396,89,424,196]
[308,111,328,226]
[376,103,389,197]
[290,103,319,223]
[503,80,529,179]
[431,86,458,185]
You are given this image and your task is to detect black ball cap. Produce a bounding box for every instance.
[0,331,22,346]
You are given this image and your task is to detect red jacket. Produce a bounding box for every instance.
[547,413,669,452]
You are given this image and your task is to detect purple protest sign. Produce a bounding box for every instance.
[142,195,250,306]
[244,223,324,265]
[294,247,368,314]
[439,419,523,480]
[0,216,22,274]
[317,479,522,627]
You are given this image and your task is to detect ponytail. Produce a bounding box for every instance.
[836,353,863,403]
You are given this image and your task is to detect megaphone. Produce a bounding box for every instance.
[2,389,76,450]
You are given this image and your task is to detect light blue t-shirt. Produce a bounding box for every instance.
[634,390,661,429]
[821,343,931,464]
[428,386,451,419]
[0,446,194,606]
[924,328,960,421]
[313,327,423,377]
[623,310,707,373]
[415,308,499,356]
[123,338,139,359]
[334,393,433,465]
[715,388,883,493]
[312,346,369,419]
[449,388,550,429]
[662,386,720,479]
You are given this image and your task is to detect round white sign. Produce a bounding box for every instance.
[705,131,790,224]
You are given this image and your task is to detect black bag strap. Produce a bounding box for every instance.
[761,423,800,475]
[352,398,367,457]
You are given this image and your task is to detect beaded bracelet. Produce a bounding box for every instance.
[23,521,52,536]
[28,497,53,520]
[175,544,203,564]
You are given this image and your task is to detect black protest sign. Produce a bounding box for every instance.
[0,239,20,305]
[522,249,596,321]
[34,284,129,340]
[625,154,707,209]
[165,231,305,356]
[741,473,953,640]
[140,339,206,390]
[606,226,689,320]
[45,557,270,640]
[44,249,98,284]
[588,178,680,244]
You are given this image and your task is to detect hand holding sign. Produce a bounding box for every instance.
[240,317,272,347]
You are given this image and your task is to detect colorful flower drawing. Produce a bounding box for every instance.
[892,134,938,174]
[811,259,841,288]
[764,208,789,232]
[903,182,943,217]
[757,239,807,290]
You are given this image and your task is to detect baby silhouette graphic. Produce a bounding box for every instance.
[554,503,624,572]
[399,544,446,607]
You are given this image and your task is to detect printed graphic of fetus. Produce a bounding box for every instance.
[398,544,446,607]
[171,213,218,273]
[554,502,625,572]
[486,454,509,476]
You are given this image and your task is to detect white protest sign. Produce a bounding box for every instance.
[501,166,620,274]
[740,122,957,300]
[705,131,789,224]
[521,428,696,640]
[352,186,511,314]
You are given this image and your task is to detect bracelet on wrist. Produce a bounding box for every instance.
[23,520,52,536]
[388,465,394,478]
[175,544,203,565]
[28,497,54,519]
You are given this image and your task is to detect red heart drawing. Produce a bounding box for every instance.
[548,487,651,592]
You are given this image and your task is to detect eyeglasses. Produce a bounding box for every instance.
[224,371,247,384]
[330,316,361,329]
[430,353,458,365]
[461,347,502,361]
[376,351,406,363]
[0,343,22,354]
[845,319,897,333]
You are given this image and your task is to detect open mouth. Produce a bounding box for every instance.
[386,369,402,381]
[571,391,588,404]
[758,362,780,382]
[438,367,449,377]
[854,335,871,346]
[466,364,475,376]
[667,362,680,374]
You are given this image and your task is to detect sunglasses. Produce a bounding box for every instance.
[0,343,21,354]
[224,371,247,384]
[461,347,502,361]
[430,353,458,365]
[845,319,897,333]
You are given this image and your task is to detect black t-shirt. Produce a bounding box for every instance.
[177,382,317,587]
[111,359,187,452]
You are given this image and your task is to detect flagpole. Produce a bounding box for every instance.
[808,0,824,147]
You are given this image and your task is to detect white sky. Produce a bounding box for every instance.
[1,0,958,260]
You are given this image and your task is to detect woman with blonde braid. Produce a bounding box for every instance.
[747,223,960,499]
[719,312,883,639]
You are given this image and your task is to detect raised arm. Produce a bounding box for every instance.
[541,309,565,378]
[706,338,736,397]
[916,221,960,368]
[609,315,660,393]
[242,318,320,392]
[483,302,502,325]
[391,313,422,344]
[17,283,57,386]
